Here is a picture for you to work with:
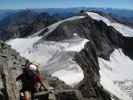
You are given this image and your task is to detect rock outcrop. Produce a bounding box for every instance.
[0,41,26,100]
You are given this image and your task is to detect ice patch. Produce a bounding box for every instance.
[86,12,111,26]
[99,49,133,100]
[111,23,133,37]
[99,49,133,80]
[100,69,132,100]
[86,12,133,37]
[7,36,41,57]
[52,62,84,86]
[64,38,89,52]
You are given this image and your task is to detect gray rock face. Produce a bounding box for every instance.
[74,42,111,100]
[0,41,26,100]
[55,90,84,100]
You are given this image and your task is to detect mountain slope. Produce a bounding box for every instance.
[7,11,133,100]
[0,10,59,41]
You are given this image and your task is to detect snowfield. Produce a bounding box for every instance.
[99,49,133,100]
[7,36,42,57]
[7,36,89,86]
[86,12,133,37]
[99,49,133,81]
[86,11,133,100]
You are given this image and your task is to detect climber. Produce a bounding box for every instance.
[16,60,47,100]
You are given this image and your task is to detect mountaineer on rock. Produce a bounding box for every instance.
[16,60,48,100]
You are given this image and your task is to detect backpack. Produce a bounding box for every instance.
[22,69,37,88]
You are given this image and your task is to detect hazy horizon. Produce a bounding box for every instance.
[0,7,133,11]
[0,0,133,10]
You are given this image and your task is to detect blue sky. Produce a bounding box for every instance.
[0,0,133,10]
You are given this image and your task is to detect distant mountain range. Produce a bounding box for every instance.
[0,9,18,21]
[0,8,133,41]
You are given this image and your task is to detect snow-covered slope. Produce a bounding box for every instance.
[115,80,133,99]
[7,36,88,86]
[86,12,133,37]
[32,16,85,37]
[99,49,133,81]
[99,49,133,100]
[86,12,133,100]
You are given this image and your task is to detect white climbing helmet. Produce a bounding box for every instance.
[29,64,37,71]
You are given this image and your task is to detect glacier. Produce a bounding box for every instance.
[99,49,133,100]
[7,36,89,86]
